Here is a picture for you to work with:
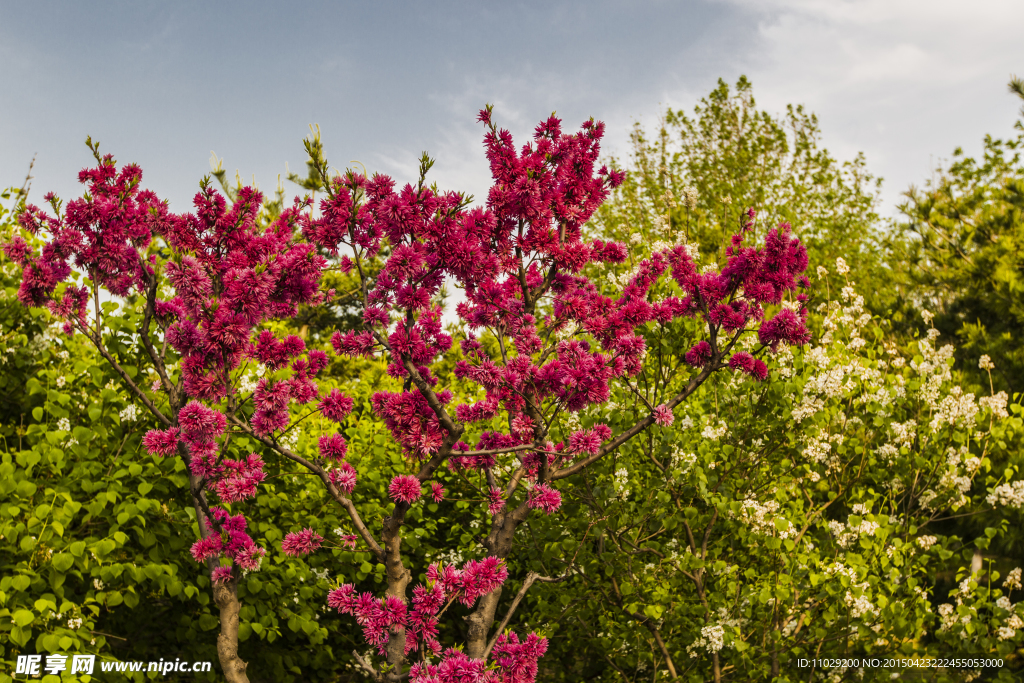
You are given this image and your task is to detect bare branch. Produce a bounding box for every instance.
[482,571,572,659]
[228,415,385,562]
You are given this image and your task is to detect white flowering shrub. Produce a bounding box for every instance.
[528,255,1024,681]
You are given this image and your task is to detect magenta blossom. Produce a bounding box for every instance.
[528,484,562,514]
[320,388,354,422]
[211,566,234,585]
[330,462,358,494]
[318,433,349,461]
[430,482,445,503]
[282,528,324,557]
[684,340,713,367]
[389,474,423,504]
[653,404,674,426]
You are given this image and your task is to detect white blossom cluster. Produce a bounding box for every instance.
[119,404,138,422]
[238,363,268,395]
[686,624,725,657]
[889,420,917,449]
[979,391,1009,419]
[845,590,878,619]
[279,429,300,452]
[681,186,698,211]
[1005,567,1022,590]
[986,481,1024,509]
[701,419,727,441]
[609,265,642,289]
[928,387,978,432]
[827,514,880,549]
[553,324,578,342]
[937,603,962,632]
[801,432,845,473]
[734,498,794,538]
[910,335,955,410]
[613,467,630,495]
[669,448,697,474]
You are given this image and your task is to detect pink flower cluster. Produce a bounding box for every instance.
[281,528,324,557]
[9,159,169,319]
[6,154,361,581]
[389,474,423,503]
[407,632,548,683]
[189,508,265,572]
[143,401,226,477]
[406,632,548,683]
[328,558,509,658]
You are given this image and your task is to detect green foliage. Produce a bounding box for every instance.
[524,235,1024,681]
[590,76,885,296]
[892,111,1024,397]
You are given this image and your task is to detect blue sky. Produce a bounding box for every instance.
[2,0,1022,217]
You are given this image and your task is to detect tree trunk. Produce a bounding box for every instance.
[213,579,249,683]
[465,586,504,659]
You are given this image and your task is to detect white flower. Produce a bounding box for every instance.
[816,266,829,279]
[988,482,1024,509]
[687,624,725,656]
[57,418,71,432]
[979,391,1009,419]
[93,578,104,590]
[979,355,995,370]
[681,186,698,210]
[629,232,643,245]
[613,468,630,494]
[921,309,934,326]
[1004,567,1022,591]
[119,405,139,422]
[56,375,66,388]
[916,535,938,551]
[835,257,850,275]
[701,420,727,440]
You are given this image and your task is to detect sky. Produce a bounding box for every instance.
[1,0,1022,220]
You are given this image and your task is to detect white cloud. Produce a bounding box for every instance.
[711,0,1024,212]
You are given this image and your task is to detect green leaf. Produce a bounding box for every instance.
[32,407,44,421]
[41,633,60,653]
[11,625,31,647]
[51,553,75,572]
[12,609,35,627]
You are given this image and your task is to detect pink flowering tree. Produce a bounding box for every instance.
[4,110,811,681]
